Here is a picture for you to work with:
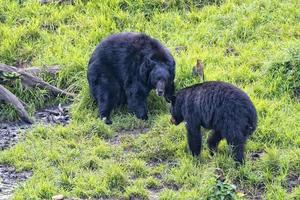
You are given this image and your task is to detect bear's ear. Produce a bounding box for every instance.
[145,57,156,68]
[140,57,154,82]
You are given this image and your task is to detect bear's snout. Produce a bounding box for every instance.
[156,89,164,96]
[156,80,165,96]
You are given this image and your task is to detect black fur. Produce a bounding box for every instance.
[170,81,257,163]
[88,32,175,124]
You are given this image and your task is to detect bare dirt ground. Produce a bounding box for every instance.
[0,165,32,200]
[0,104,70,199]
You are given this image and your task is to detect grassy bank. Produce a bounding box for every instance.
[0,0,299,199]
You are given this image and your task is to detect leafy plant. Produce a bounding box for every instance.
[209,180,237,200]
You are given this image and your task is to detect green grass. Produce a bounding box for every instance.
[0,0,300,199]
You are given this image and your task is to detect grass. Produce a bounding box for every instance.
[0,0,299,199]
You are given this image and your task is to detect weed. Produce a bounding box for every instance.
[208,180,237,200]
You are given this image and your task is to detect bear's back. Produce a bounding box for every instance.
[96,32,173,64]
[180,81,251,103]
[178,81,257,131]
[88,32,175,80]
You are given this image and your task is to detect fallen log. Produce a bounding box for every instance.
[0,63,75,97]
[0,84,33,124]
[22,65,60,76]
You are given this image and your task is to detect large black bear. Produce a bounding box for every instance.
[170,81,257,164]
[88,32,175,124]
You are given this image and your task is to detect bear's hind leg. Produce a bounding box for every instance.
[98,99,113,124]
[96,85,117,125]
[186,122,202,157]
[208,130,222,156]
[226,133,246,164]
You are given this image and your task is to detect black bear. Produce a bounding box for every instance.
[87,32,175,124]
[170,81,257,163]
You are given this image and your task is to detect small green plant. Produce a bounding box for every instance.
[208,180,237,200]
[0,71,20,84]
[106,165,127,192]
[124,179,149,200]
[129,159,149,178]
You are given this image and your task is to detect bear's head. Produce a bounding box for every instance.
[169,95,184,125]
[140,57,175,101]
[149,66,170,96]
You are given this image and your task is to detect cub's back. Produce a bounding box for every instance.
[180,81,252,105]
[179,81,257,130]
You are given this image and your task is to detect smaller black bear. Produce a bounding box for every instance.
[170,81,257,163]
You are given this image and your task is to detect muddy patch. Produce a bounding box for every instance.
[109,127,150,146]
[0,104,70,199]
[0,123,30,150]
[282,172,300,193]
[0,104,70,150]
[0,165,32,200]
[148,188,162,200]
[236,183,265,200]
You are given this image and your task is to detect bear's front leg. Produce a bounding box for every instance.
[185,122,202,157]
[128,98,148,120]
[208,130,222,155]
[126,88,148,120]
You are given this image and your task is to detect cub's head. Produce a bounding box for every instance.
[169,95,184,125]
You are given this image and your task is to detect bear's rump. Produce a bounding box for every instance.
[211,104,253,137]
